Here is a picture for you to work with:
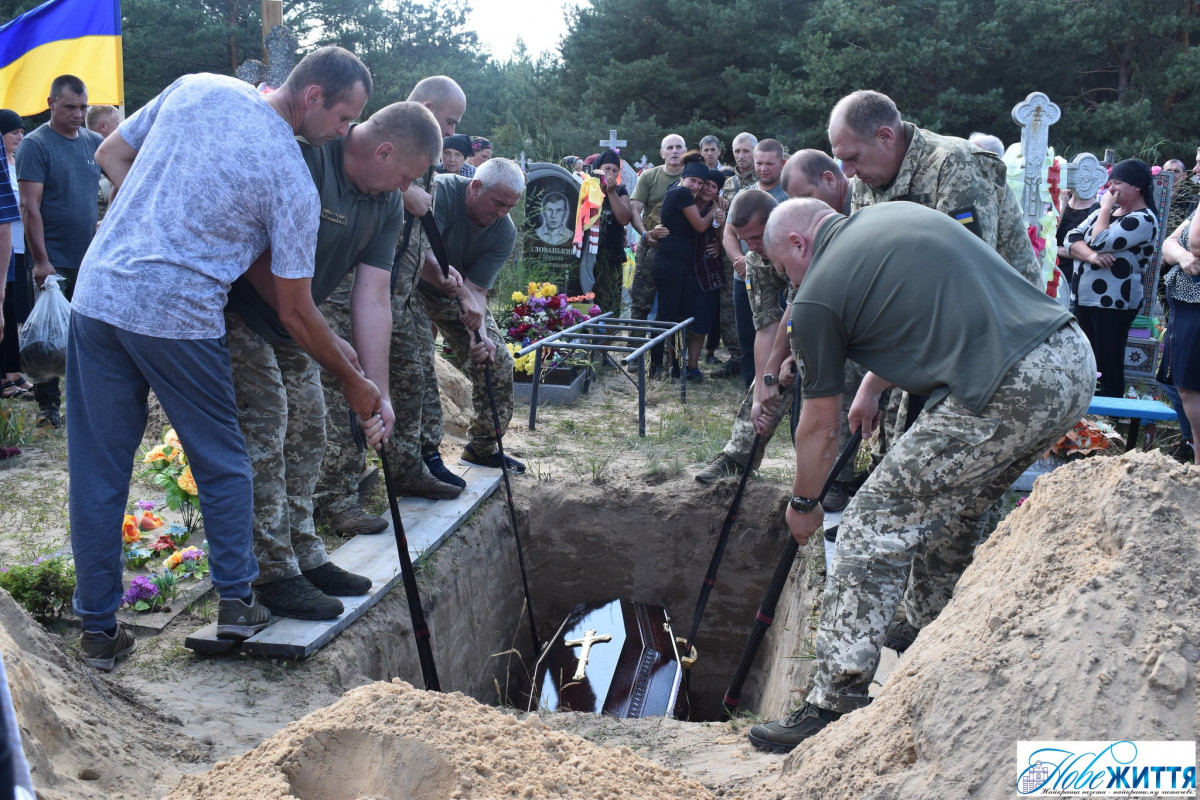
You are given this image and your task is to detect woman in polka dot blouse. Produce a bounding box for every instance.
[1067,158,1159,397]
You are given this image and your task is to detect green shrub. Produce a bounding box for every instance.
[0,555,76,623]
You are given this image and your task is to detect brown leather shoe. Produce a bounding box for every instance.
[329,504,388,537]
[392,472,463,500]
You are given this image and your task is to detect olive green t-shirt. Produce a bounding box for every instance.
[630,165,682,230]
[226,134,404,344]
[788,202,1071,414]
[423,173,517,294]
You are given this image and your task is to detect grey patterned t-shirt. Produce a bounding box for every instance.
[73,73,319,339]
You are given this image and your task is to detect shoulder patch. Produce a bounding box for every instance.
[951,205,982,239]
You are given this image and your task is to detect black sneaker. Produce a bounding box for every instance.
[1170,440,1194,464]
[329,504,388,537]
[747,703,844,753]
[256,575,344,620]
[684,367,705,382]
[710,360,741,379]
[36,406,61,429]
[424,452,467,488]
[302,562,372,597]
[80,626,136,671]
[461,444,526,474]
[883,617,920,653]
[216,594,271,639]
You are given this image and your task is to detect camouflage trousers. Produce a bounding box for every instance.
[807,323,1093,713]
[629,238,657,320]
[418,290,513,455]
[384,286,444,478]
[226,312,330,584]
[722,360,864,479]
[312,273,361,519]
[717,255,741,361]
[722,379,794,472]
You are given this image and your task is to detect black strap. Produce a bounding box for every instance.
[421,211,452,281]
[391,165,437,297]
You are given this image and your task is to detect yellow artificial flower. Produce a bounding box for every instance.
[540,283,557,298]
[164,551,183,570]
[527,281,538,295]
[164,429,182,450]
[122,515,140,544]
[511,291,527,303]
[143,445,174,464]
[177,466,198,495]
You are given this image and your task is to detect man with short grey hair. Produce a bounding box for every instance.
[699,135,723,169]
[968,131,1005,157]
[418,157,525,471]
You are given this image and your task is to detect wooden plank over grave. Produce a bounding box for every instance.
[184,465,500,658]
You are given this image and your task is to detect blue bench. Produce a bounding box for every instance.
[1087,396,1178,452]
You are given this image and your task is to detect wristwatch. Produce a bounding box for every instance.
[790,494,819,514]
[762,374,777,387]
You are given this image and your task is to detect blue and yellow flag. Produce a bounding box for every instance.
[0,0,122,116]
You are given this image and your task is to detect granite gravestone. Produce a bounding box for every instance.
[524,161,583,293]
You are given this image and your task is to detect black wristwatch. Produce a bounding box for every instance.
[790,494,819,514]
[762,374,777,387]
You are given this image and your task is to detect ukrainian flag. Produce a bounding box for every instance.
[0,0,122,116]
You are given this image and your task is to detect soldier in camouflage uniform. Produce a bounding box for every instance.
[629,133,686,320]
[695,190,793,482]
[828,90,1045,622]
[746,199,1092,753]
[416,158,524,470]
[710,132,758,379]
[316,77,469,529]
[225,102,442,620]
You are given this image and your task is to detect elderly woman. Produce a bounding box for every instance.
[649,153,724,380]
[1067,159,1159,397]
[439,134,475,178]
[1159,207,1200,463]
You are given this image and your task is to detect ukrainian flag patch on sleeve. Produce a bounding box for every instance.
[951,205,983,239]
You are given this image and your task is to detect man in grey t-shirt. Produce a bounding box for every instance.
[417,159,523,470]
[67,47,379,671]
[16,74,102,428]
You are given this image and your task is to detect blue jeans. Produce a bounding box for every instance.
[67,312,257,632]
[733,278,755,387]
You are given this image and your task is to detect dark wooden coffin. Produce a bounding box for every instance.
[528,599,683,718]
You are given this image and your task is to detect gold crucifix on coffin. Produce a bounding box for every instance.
[564,629,612,681]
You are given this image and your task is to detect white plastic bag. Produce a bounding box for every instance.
[18,274,71,382]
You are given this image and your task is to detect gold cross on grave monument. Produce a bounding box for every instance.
[564,629,612,681]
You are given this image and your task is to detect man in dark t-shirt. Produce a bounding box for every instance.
[223,102,441,621]
[17,75,103,427]
[746,199,1094,753]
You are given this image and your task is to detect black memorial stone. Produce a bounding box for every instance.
[524,162,583,294]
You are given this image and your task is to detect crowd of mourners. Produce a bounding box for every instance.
[0,44,1196,769]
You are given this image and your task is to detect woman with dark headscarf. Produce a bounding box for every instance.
[589,149,633,314]
[649,152,724,379]
[1067,158,1159,397]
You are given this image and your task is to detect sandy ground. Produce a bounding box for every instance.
[1,365,1197,798]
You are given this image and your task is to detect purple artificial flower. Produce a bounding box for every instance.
[122,575,160,606]
[588,305,602,317]
[136,500,155,511]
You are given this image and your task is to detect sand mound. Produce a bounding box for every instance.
[763,451,1199,799]
[168,679,715,799]
[0,592,203,799]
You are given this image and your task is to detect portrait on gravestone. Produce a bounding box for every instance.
[535,191,573,245]
[524,162,583,292]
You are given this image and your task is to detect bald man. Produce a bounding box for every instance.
[746,198,1092,753]
[628,133,685,321]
